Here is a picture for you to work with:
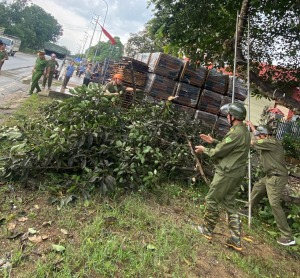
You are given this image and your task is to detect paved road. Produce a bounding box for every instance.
[0,52,35,110]
[1,52,36,71]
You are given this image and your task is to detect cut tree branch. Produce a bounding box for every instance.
[185,134,209,186]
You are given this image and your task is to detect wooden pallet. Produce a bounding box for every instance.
[198,89,223,115]
[174,82,201,108]
[121,89,134,109]
[148,52,183,80]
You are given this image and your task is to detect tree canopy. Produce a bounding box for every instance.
[86,36,124,62]
[0,0,63,50]
[148,0,300,113]
[124,24,164,57]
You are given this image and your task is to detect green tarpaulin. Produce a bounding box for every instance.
[44,42,68,56]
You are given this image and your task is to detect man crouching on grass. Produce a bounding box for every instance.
[193,102,250,251]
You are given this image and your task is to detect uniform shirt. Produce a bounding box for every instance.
[252,137,288,176]
[0,50,8,61]
[203,122,251,176]
[66,65,75,77]
[104,81,126,94]
[35,57,49,71]
[48,59,59,71]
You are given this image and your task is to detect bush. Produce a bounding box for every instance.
[282,135,300,161]
[0,83,210,198]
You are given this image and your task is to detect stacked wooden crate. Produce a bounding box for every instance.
[198,89,223,115]
[227,76,247,101]
[180,62,208,87]
[173,103,195,118]
[140,53,151,65]
[144,73,177,100]
[112,57,148,89]
[139,52,248,137]
[214,117,231,137]
[148,53,183,80]
[174,82,201,108]
[204,69,229,95]
[194,110,218,130]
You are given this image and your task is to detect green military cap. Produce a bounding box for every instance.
[220,102,247,120]
[38,50,45,55]
[256,125,272,135]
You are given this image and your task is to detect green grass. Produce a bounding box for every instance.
[1,183,299,278]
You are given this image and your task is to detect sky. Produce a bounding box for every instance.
[30,0,154,54]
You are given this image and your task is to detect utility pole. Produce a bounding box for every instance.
[80,32,90,59]
[76,44,81,58]
[86,14,100,60]
[93,0,108,64]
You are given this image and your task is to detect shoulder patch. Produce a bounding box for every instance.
[257,139,264,143]
[230,128,234,131]
[225,137,232,143]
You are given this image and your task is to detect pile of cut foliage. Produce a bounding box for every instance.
[0,83,211,198]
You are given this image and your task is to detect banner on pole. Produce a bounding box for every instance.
[97,22,116,45]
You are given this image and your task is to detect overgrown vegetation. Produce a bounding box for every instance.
[0,89,300,277]
[282,135,300,161]
[0,84,211,199]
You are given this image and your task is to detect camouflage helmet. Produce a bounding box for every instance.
[256,125,272,135]
[220,102,247,120]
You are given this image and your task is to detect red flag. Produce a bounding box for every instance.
[100,26,116,45]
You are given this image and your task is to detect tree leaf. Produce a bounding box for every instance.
[60,228,68,235]
[28,228,37,234]
[10,142,26,155]
[28,235,42,243]
[147,244,157,251]
[7,222,16,231]
[52,244,65,252]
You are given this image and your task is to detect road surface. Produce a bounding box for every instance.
[0,52,36,122]
[0,52,36,96]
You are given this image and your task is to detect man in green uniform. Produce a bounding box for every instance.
[42,53,59,90]
[28,51,50,95]
[104,73,126,95]
[193,103,250,251]
[239,122,295,246]
[0,41,8,75]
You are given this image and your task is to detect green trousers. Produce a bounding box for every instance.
[206,171,244,214]
[42,71,54,88]
[29,70,44,94]
[251,175,293,240]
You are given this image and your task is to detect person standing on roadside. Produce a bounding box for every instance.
[0,41,8,75]
[78,65,85,77]
[62,61,75,89]
[193,103,250,251]
[239,122,296,246]
[42,53,59,90]
[83,63,93,87]
[28,51,50,95]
